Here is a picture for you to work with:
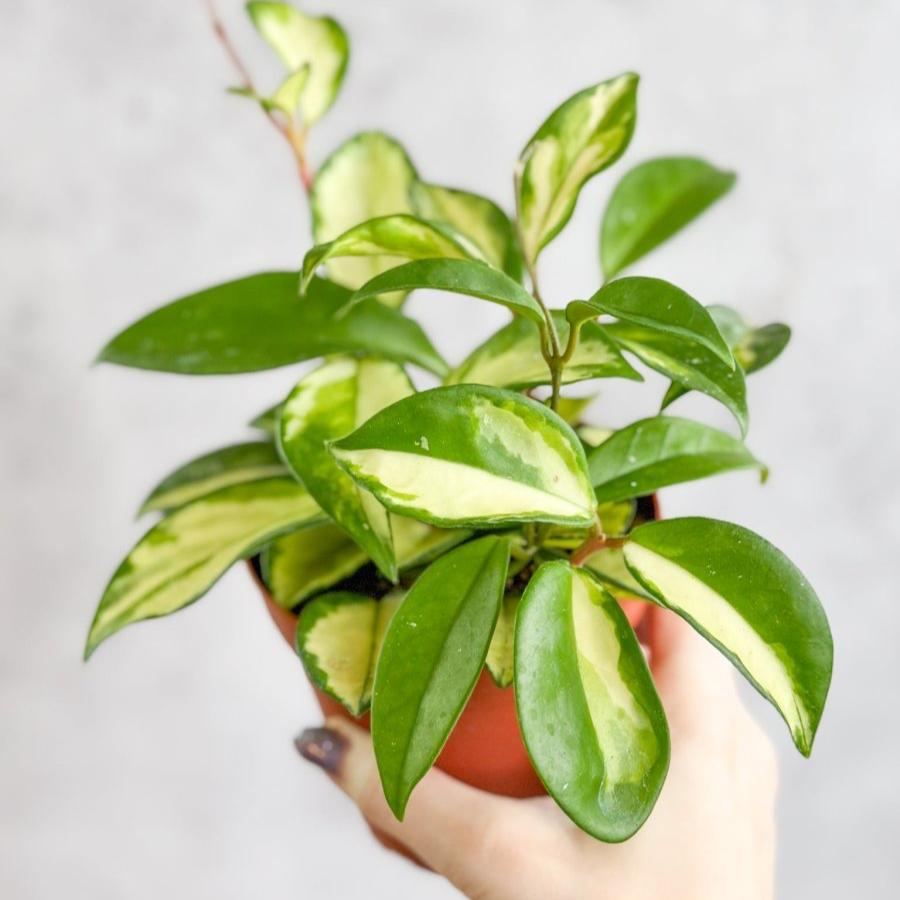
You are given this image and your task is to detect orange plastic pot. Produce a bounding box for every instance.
[250,570,649,799]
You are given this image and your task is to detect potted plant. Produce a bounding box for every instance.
[86,1,833,843]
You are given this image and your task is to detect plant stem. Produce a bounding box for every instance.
[203,0,314,195]
[570,532,625,567]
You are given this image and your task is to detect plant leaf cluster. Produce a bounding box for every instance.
[87,2,831,843]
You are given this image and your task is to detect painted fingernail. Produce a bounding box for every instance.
[294,726,346,774]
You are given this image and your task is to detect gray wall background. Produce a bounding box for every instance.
[2,0,898,897]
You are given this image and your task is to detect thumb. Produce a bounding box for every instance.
[295,716,521,891]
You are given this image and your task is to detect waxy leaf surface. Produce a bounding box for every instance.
[604,321,748,433]
[139,442,286,514]
[575,277,733,366]
[97,273,447,376]
[246,1,348,124]
[301,214,479,294]
[263,516,466,610]
[262,523,367,609]
[85,478,324,657]
[297,590,402,715]
[662,306,791,408]
[311,132,418,303]
[624,517,833,755]
[372,536,509,817]
[446,312,641,391]
[516,74,638,263]
[411,181,522,279]
[486,590,519,687]
[279,357,413,580]
[330,385,597,528]
[349,259,545,325]
[588,416,764,503]
[601,157,736,278]
[515,562,670,840]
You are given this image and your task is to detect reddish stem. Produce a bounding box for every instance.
[203,0,314,195]
[570,533,625,567]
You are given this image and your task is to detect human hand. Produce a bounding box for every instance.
[295,606,777,900]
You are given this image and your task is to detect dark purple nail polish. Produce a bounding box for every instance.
[295,726,346,774]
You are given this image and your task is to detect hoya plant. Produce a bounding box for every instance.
[87,2,832,842]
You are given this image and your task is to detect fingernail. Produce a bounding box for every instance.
[294,726,346,774]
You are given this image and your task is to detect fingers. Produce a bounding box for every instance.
[295,716,521,891]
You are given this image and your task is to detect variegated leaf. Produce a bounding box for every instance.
[279,357,414,581]
[411,181,523,279]
[516,74,638,264]
[446,312,641,391]
[311,132,419,304]
[584,546,654,601]
[139,442,286,515]
[263,516,467,610]
[246,1,348,125]
[85,478,324,657]
[228,64,311,118]
[262,522,367,609]
[301,214,480,293]
[515,562,670,840]
[486,590,519,687]
[624,518,833,755]
[330,385,597,528]
[296,590,403,715]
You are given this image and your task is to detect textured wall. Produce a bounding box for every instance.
[2,1,898,897]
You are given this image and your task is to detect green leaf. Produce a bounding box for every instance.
[516,74,638,264]
[662,307,791,408]
[139,442,286,515]
[96,273,448,377]
[249,403,280,435]
[228,64,311,117]
[279,357,414,581]
[604,321,748,434]
[330,385,597,528]
[555,394,596,426]
[391,516,471,570]
[446,312,641,391]
[573,277,734,367]
[584,546,654,601]
[349,259,545,325]
[296,590,402,716]
[372,536,509,818]
[246,1,348,125]
[301,214,480,294]
[601,157,736,278]
[597,499,637,536]
[486,590,519,687]
[587,416,765,503]
[515,562,669,841]
[578,425,614,448]
[410,181,523,280]
[85,478,325,658]
[311,132,419,303]
[262,522,367,609]
[263,516,467,610]
[624,518,833,755]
